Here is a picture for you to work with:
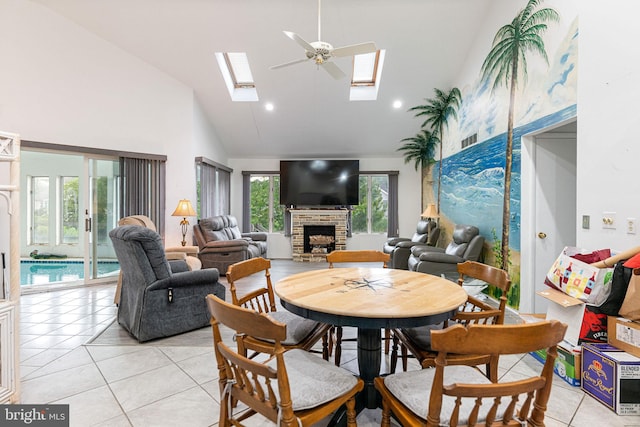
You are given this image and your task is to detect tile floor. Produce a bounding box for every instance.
[18,260,640,427]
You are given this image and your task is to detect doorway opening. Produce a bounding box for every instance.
[520,119,577,313]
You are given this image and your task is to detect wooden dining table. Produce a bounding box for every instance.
[275,267,468,413]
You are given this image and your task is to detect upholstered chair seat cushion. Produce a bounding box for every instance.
[265,311,320,346]
[267,349,360,411]
[401,323,444,350]
[384,365,510,425]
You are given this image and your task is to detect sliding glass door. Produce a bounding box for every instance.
[21,149,120,287]
[86,157,120,283]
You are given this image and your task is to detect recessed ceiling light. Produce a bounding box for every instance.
[393,100,403,109]
[265,103,274,111]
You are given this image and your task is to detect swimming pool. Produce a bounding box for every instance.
[20,260,120,286]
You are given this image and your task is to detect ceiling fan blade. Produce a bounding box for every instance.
[283,31,315,52]
[321,61,346,79]
[270,58,310,70]
[332,42,377,57]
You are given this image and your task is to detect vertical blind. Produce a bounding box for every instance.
[196,157,232,219]
[119,157,166,237]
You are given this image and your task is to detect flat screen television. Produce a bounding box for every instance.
[280,160,359,206]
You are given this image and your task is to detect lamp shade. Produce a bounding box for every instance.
[421,203,439,219]
[172,199,196,217]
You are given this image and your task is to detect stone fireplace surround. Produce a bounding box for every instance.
[290,209,348,262]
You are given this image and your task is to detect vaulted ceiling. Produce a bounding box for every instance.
[34,0,494,159]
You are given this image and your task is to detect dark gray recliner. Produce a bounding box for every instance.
[109,225,225,342]
[383,219,440,270]
[408,224,484,278]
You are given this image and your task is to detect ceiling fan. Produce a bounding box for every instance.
[270,0,377,79]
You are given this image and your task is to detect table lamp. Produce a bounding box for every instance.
[172,199,196,246]
[421,203,439,221]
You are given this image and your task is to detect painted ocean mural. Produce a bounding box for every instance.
[436,103,576,252]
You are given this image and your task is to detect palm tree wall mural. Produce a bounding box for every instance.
[397,129,439,209]
[480,0,559,271]
[408,88,461,214]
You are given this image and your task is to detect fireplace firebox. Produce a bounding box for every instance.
[303,225,336,254]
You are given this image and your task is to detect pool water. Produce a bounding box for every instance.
[20,260,120,286]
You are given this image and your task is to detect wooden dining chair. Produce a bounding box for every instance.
[207,294,364,427]
[375,320,568,427]
[226,257,332,360]
[391,260,511,380]
[326,249,392,366]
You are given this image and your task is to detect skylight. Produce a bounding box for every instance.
[215,52,259,102]
[350,49,385,101]
[352,50,380,86]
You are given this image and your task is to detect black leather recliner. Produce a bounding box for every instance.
[408,224,484,278]
[383,219,440,269]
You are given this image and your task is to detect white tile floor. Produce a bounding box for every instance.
[18,260,640,427]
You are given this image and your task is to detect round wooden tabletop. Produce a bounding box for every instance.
[275,267,468,328]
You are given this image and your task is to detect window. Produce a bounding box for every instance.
[59,176,79,244]
[351,50,381,86]
[243,170,397,236]
[215,52,259,102]
[248,174,284,233]
[351,174,389,234]
[350,50,386,101]
[29,176,49,244]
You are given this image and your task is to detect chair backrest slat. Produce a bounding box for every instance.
[326,250,390,268]
[427,321,567,427]
[207,295,290,423]
[227,257,276,313]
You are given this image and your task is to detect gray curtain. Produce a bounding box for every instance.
[217,168,231,215]
[119,157,166,237]
[196,158,232,220]
[387,172,399,237]
[242,172,251,233]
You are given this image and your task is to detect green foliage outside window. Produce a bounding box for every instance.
[250,176,283,232]
[62,177,79,243]
[352,175,388,233]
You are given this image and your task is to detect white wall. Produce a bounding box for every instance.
[576,0,640,253]
[0,0,227,249]
[228,157,422,259]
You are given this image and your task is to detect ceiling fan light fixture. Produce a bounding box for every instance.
[270,0,378,80]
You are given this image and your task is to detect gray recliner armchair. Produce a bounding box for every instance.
[110,225,225,342]
[193,215,267,275]
[383,219,440,270]
[408,224,484,278]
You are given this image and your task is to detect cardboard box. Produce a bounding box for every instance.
[537,288,608,347]
[530,342,581,386]
[608,316,640,358]
[581,343,640,415]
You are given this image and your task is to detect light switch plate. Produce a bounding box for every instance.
[627,218,637,234]
[582,215,590,229]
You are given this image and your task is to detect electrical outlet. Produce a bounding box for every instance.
[627,218,637,234]
[602,212,616,229]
